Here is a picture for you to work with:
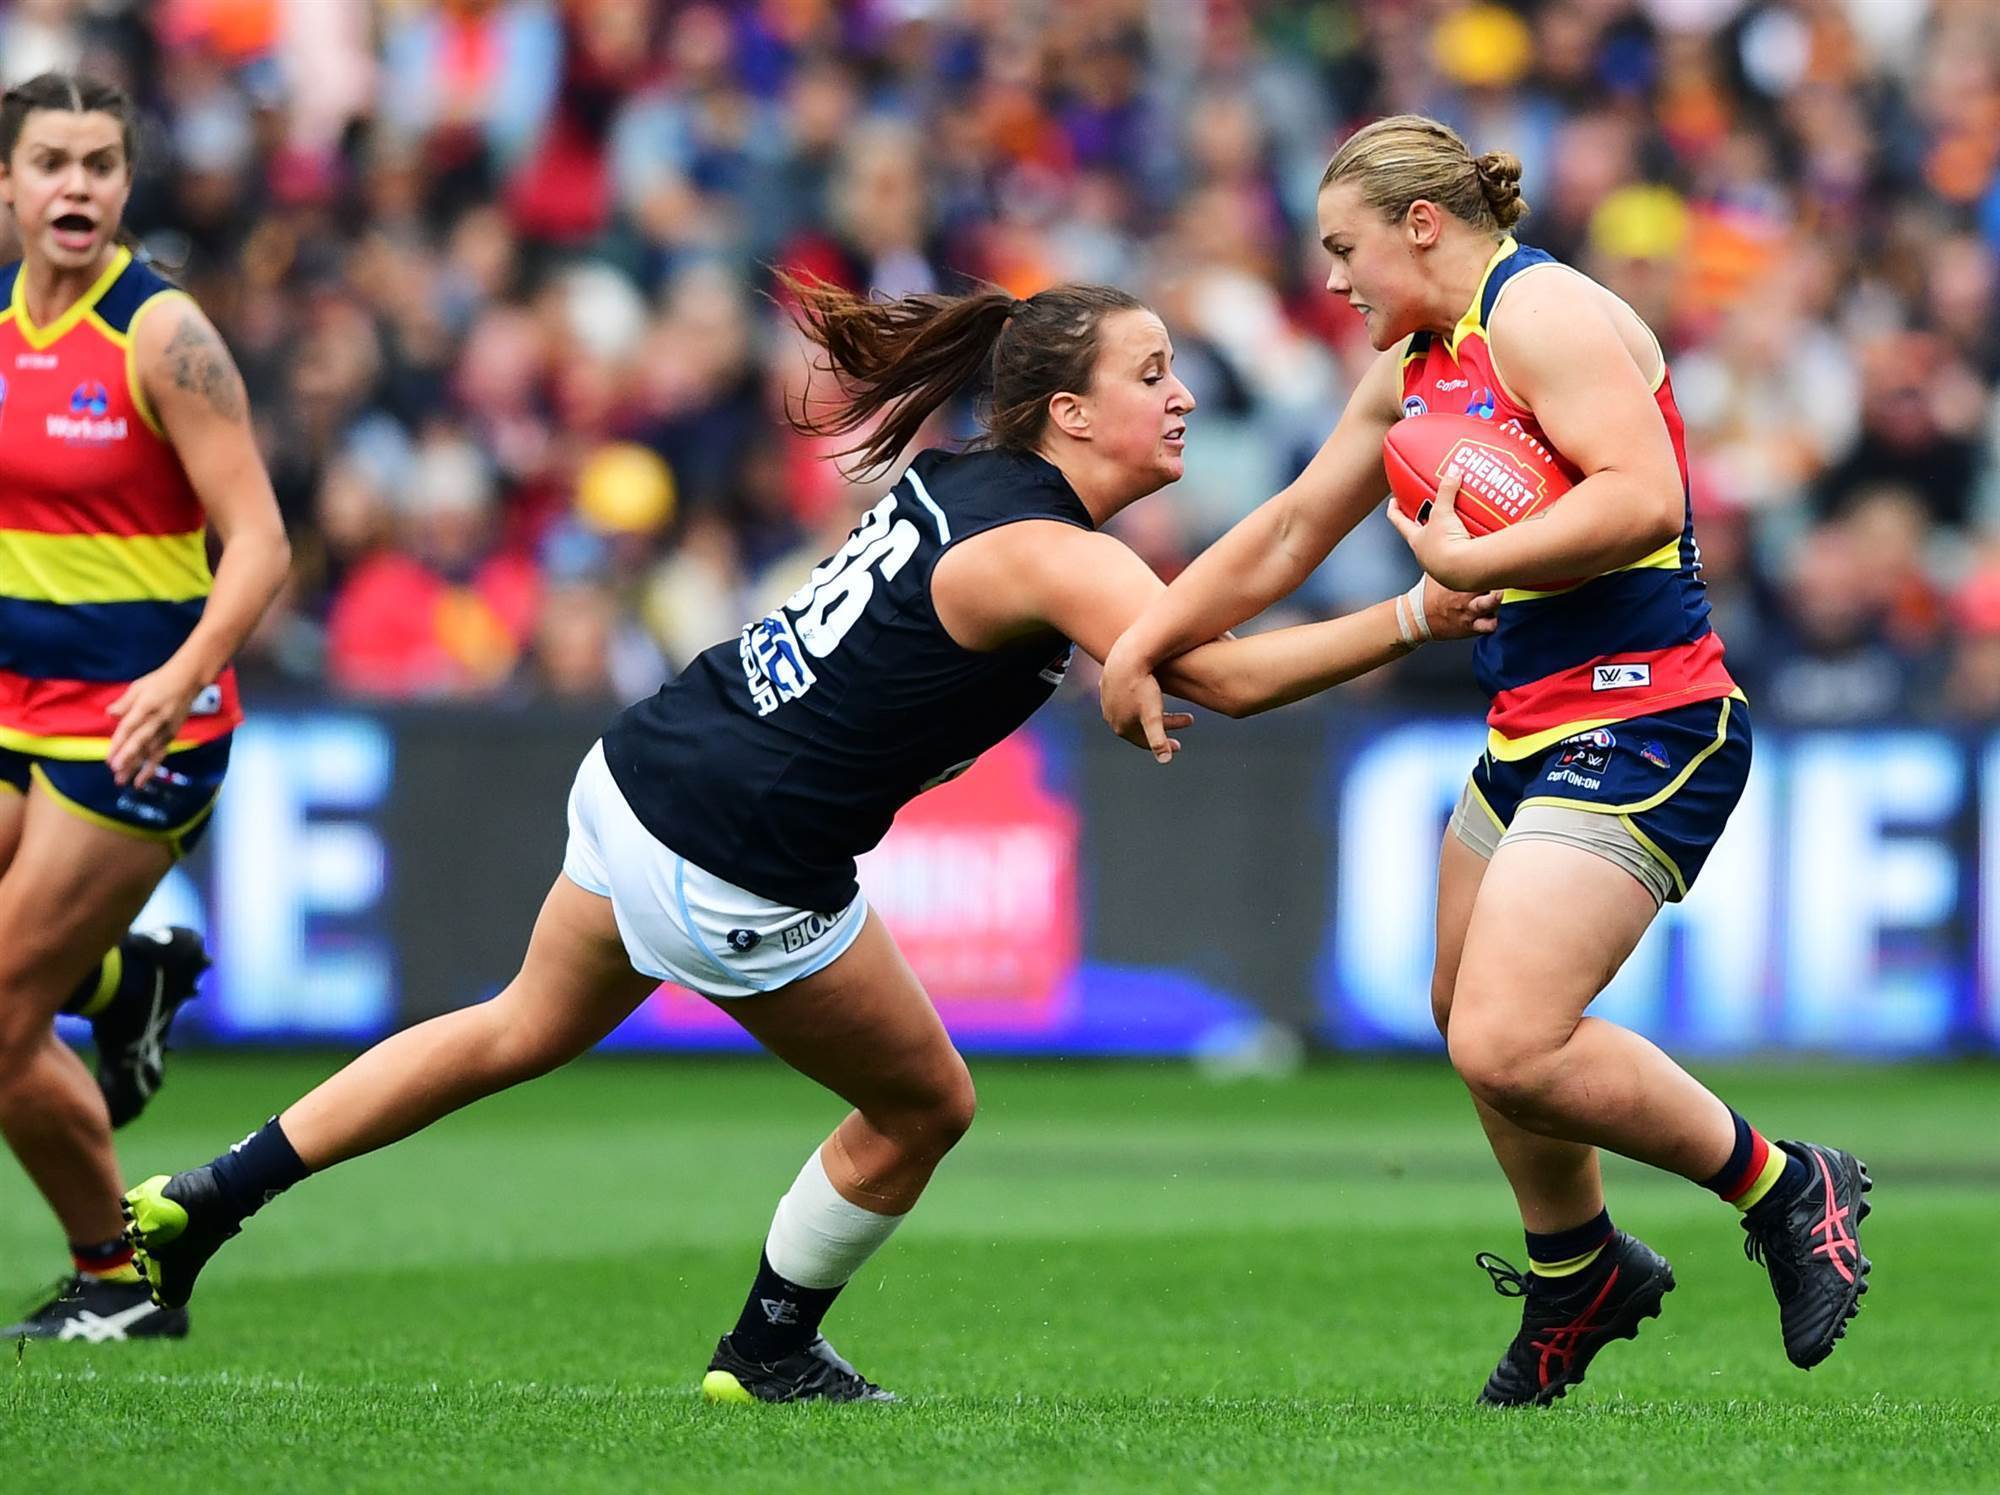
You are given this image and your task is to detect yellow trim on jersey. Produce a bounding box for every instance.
[112,288,194,438]
[1510,696,1737,826]
[1487,687,1743,764]
[1500,536,1684,604]
[1445,237,1518,360]
[8,246,131,351]
[1468,256,1670,414]
[28,761,213,859]
[1489,714,1626,765]
[0,528,212,604]
[0,721,208,761]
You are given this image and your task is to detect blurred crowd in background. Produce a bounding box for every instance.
[3,0,1999,721]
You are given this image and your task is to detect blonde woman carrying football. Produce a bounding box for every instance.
[1101,115,1871,1404]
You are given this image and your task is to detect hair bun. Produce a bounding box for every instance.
[1473,150,1527,228]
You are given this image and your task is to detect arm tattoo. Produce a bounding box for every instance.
[162,311,248,422]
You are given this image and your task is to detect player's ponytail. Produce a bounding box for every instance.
[0,71,139,172]
[1321,114,1530,235]
[778,271,1145,478]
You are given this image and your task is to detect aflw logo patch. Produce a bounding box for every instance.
[1592,663,1651,691]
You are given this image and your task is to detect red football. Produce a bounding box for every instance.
[1384,413,1574,536]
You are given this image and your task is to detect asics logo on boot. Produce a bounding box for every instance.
[55,1301,162,1342]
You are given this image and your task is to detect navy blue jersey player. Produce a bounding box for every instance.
[122,277,1499,1401]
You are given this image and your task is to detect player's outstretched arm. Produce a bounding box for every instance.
[112,297,291,784]
[1402,272,1684,594]
[932,520,1496,761]
[1099,342,1407,747]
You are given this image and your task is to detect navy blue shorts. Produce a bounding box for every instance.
[0,734,231,859]
[1463,695,1751,900]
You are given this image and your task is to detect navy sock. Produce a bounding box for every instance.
[61,933,164,1017]
[1702,1109,1808,1210]
[1524,1208,1615,1277]
[728,1250,844,1363]
[206,1116,310,1221]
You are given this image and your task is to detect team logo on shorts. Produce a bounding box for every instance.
[1640,740,1671,770]
[726,928,762,953]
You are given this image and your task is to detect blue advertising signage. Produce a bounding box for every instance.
[1321,721,1996,1054]
[124,708,2000,1057]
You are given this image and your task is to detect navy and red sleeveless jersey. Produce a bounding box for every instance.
[0,247,241,758]
[1399,237,1737,760]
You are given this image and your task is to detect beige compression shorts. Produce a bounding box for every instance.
[1447,779,1674,909]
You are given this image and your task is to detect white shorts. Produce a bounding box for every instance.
[561,741,868,1000]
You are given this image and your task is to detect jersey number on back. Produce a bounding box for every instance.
[785,492,922,655]
[740,490,922,716]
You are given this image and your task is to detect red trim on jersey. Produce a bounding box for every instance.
[0,484,204,539]
[0,668,240,749]
[1487,633,1735,744]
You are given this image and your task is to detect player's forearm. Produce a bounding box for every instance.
[1161,599,1408,718]
[171,523,292,684]
[1463,476,1680,589]
[1118,500,1322,671]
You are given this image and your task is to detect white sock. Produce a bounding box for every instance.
[763,1149,905,1289]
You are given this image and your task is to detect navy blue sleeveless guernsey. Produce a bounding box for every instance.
[602,446,1091,911]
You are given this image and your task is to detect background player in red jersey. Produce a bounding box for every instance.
[121,274,1498,1403]
[0,74,289,1340]
[1102,115,1872,1404]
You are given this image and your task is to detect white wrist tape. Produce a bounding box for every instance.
[1397,578,1433,647]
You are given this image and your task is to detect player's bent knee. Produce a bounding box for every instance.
[1445,1018,1559,1120]
[928,1059,978,1149]
[876,1055,977,1161]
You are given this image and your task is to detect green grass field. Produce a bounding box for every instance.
[3,1054,1996,1493]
